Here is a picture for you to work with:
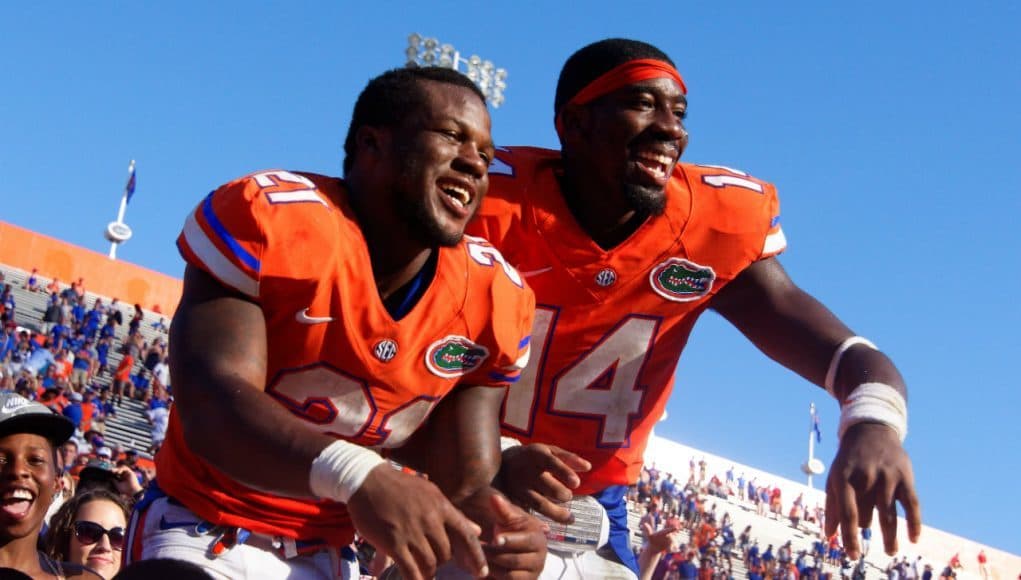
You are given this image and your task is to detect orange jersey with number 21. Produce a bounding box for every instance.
[159,170,534,546]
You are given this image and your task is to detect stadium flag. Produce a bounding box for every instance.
[811,404,822,444]
[124,160,137,204]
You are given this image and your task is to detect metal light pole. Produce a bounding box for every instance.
[801,402,825,488]
[405,34,508,107]
[104,160,135,260]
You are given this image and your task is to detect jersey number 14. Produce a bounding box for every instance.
[502,307,660,447]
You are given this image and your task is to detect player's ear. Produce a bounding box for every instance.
[355,125,388,160]
[559,104,590,144]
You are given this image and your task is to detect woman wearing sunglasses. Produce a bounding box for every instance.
[45,489,130,579]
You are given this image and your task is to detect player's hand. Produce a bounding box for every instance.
[482,493,547,579]
[348,465,488,580]
[499,443,591,524]
[825,422,921,559]
[642,522,682,556]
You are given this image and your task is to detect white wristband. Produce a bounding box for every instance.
[824,336,878,397]
[309,439,386,503]
[499,436,522,451]
[838,382,908,443]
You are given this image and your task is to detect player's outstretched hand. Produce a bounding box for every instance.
[825,422,921,559]
[482,493,548,580]
[499,443,591,524]
[642,523,682,556]
[348,465,488,580]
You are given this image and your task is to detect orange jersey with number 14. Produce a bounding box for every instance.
[469,147,785,495]
[159,170,534,547]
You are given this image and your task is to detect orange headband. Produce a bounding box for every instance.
[556,59,687,135]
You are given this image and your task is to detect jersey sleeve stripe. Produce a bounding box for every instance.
[512,345,531,370]
[202,194,261,272]
[265,190,328,205]
[181,211,260,297]
[488,370,522,383]
[761,227,787,257]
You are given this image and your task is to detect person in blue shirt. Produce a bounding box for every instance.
[677,552,699,580]
[95,338,111,376]
[62,392,84,431]
[23,344,54,377]
[70,298,86,325]
[70,340,95,391]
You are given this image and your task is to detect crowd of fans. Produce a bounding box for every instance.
[629,464,974,580]
[0,269,172,453]
[0,267,175,577]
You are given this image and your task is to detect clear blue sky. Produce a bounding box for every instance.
[3,1,1018,554]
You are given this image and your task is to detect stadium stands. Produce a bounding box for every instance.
[1,263,168,457]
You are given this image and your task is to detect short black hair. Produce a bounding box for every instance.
[554,38,676,117]
[343,66,486,175]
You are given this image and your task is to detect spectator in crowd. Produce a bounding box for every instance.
[150,355,170,399]
[126,305,143,338]
[136,66,544,579]
[62,392,84,433]
[70,340,97,392]
[861,527,872,558]
[24,268,40,293]
[41,300,62,335]
[92,390,115,435]
[105,299,123,328]
[95,337,112,377]
[71,278,86,300]
[145,396,169,454]
[739,525,752,560]
[45,489,131,579]
[59,440,79,475]
[79,390,97,434]
[46,278,61,296]
[75,457,143,502]
[110,350,134,406]
[0,391,97,578]
[1,287,16,325]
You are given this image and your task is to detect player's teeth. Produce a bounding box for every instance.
[442,185,470,205]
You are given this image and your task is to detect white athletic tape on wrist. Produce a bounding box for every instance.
[824,336,878,397]
[838,382,908,443]
[499,436,522,451]
[309,439,386,503]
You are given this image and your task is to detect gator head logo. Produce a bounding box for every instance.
[650,258,715,302]
[425,336,490,379]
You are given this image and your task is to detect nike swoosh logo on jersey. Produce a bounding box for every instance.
[295,308,335,324]
[520,266,553,278]
[158,515,199,531]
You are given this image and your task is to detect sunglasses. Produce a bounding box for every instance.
[73,521,125,550]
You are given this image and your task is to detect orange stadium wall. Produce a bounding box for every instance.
[0,220,182,314]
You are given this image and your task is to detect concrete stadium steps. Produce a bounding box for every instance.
[2,264,160,457]
[101,398,156,456]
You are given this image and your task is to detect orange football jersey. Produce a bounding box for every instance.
[159,170,534,547]
[470,147,785,495]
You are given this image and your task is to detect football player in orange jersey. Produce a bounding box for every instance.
[470,39,921,578]
[132,67,545,580]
